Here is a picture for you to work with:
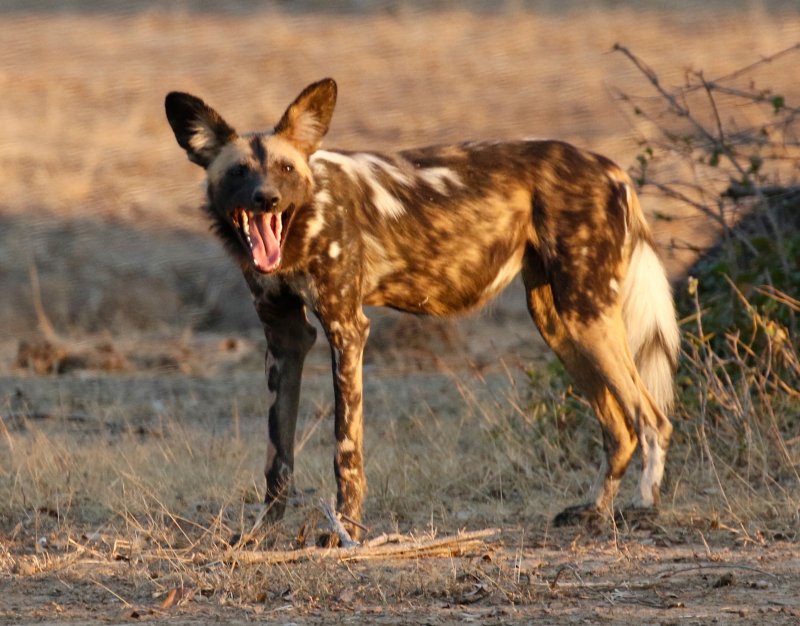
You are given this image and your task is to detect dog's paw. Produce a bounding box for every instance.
[552,503,604,527]
[614,506,659,530]
[263,488,292,524]
[316,532,342,548]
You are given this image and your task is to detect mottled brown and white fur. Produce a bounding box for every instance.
[165,79,680,539]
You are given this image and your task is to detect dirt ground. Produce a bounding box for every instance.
[2,332,798,625]
[2,531,799,625]
[2,1,799,624]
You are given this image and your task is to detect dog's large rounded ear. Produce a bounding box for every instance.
[165,92,237,168]
[274,78,337,156]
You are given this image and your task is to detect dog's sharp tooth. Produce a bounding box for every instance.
[242,211,250,235]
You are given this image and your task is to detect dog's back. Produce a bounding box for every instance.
[307,140,640,317]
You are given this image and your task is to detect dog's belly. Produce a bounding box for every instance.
[362,244,525,316]
[351,175,534,316]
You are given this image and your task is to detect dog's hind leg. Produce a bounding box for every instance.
[522,249,639,524]
[556,313,669,525]
[250,279,317,524]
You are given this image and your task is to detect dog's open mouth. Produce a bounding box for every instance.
[232,208,291,273]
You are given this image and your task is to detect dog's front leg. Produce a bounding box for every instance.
[324,308,370,541]
[251,283,317,523]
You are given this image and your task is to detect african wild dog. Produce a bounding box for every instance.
[165,79,680,540]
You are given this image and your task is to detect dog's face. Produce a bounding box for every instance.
[165,79,337,273]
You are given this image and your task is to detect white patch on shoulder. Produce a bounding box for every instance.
[314,188,333,207]
[313,151,366,180]
[305,210,326,240]
[609,278,619,293]
[328,241,341,259]
[313,150,407,219]
[357,153,410,185]
[416,167,464,194]
[310,157,330,179]
[366,179,406,219]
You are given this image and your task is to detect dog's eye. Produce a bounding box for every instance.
[229,164,248,178]
[282,163,294,174]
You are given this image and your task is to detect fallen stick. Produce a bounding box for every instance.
[319,498,359,548]
[224,528,499,565]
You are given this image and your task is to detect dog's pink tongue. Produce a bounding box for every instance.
[250,212,281,272]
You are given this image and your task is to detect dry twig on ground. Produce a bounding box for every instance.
[223,528,499,565]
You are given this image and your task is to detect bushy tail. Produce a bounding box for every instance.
[621,197,681,416]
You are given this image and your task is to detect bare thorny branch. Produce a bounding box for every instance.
[613,42,798,295]
[613,42,800,181]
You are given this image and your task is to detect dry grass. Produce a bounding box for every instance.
[1,320,797,621]
[679,284,799,531]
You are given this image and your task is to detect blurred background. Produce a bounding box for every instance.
[1,0,798,345]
